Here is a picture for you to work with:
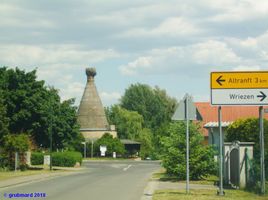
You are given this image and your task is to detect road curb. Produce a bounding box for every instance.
[141,181,159,200]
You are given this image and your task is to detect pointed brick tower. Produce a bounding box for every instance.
[77,68,116,140]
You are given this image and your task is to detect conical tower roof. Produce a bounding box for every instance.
[77,68,109,130]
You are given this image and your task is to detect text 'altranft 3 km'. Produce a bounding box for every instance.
[210,71,268,105]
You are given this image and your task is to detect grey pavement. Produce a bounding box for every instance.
[0,160,160,200]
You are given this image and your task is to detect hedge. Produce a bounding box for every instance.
[31,152,44,165]
[52,152,82,167]
[31,151,82,167]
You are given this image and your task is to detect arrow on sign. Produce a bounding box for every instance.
[216,76,226,86]
[257,91,267,101]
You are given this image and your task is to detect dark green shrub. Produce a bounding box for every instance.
[31,152,44,165]
[94,133,125,157]
[19,164,27,171]
[52,151,82,167]
[0,153,9,170]
[161,122,217,180]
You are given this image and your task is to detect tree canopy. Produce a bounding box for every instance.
[0,90,9,143]
[120,83,177,130]
[161,122,216,180]
[106,105,143,139]
[0,67,82,150]
[105,83,178,159]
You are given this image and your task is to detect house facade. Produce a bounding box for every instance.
[195,102,268,146]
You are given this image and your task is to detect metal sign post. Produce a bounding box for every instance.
[259,106,266,195]
[218,106,224,196]
[49,125,52,171]
[185,95,190,194]
[211,71,267,196]
[172,94,200,194]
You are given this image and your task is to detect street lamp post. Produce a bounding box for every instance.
[49,120,52,171]
[48,96,54,171]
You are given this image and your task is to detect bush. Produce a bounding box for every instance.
[31,152,44,165]
[161,122,217,180]
[0,153,9,170]
[52,151,82,167]
[94,133,125,156]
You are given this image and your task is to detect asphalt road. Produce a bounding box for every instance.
[0,160,160,200]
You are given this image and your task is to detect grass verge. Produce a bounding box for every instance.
[153,189,268,200]
[153,168,217,185]
[0,168,67,181]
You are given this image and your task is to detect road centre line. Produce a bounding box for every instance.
[123,165,132,171]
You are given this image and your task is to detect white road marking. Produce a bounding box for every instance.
[123,165,132,171]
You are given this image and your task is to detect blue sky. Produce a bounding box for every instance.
[1,0,268,106]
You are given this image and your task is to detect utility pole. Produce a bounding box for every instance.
[49,97,53,171]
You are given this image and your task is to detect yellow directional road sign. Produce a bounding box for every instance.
[211,71,268,105]
[211,71,268,89]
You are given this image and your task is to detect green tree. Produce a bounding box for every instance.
[94,133,125,156]
[137,128,153,159]
[120,83,177,130]
[226,118,268,176]
[0,90,9,144]
[106,105,143,139]
[0,67,47,134]
[37,92,83,150]
[161,122,216,180]
[0,67,82,150]
[106,105,155,158]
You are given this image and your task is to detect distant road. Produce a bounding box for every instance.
[1,160,160,200]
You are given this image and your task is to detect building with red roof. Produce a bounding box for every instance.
[195,102,268,145]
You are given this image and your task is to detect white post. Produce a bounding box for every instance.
[15,152,18,172]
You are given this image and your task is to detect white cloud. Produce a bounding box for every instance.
[192,40,240,65]
[1,0,268,106]
[60,82,85,103]
[100,91,121,106]
[153,17,201,36]
[0,44,121,106]
[0,45,120,67]
[204,0,268,22]
[225,31,268,62]
[119,56,153,75]
[120,40,241,76]
[121,17,201,38]
[36,67,85,105]
[0,2,56,29]
[232,65,261,71]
